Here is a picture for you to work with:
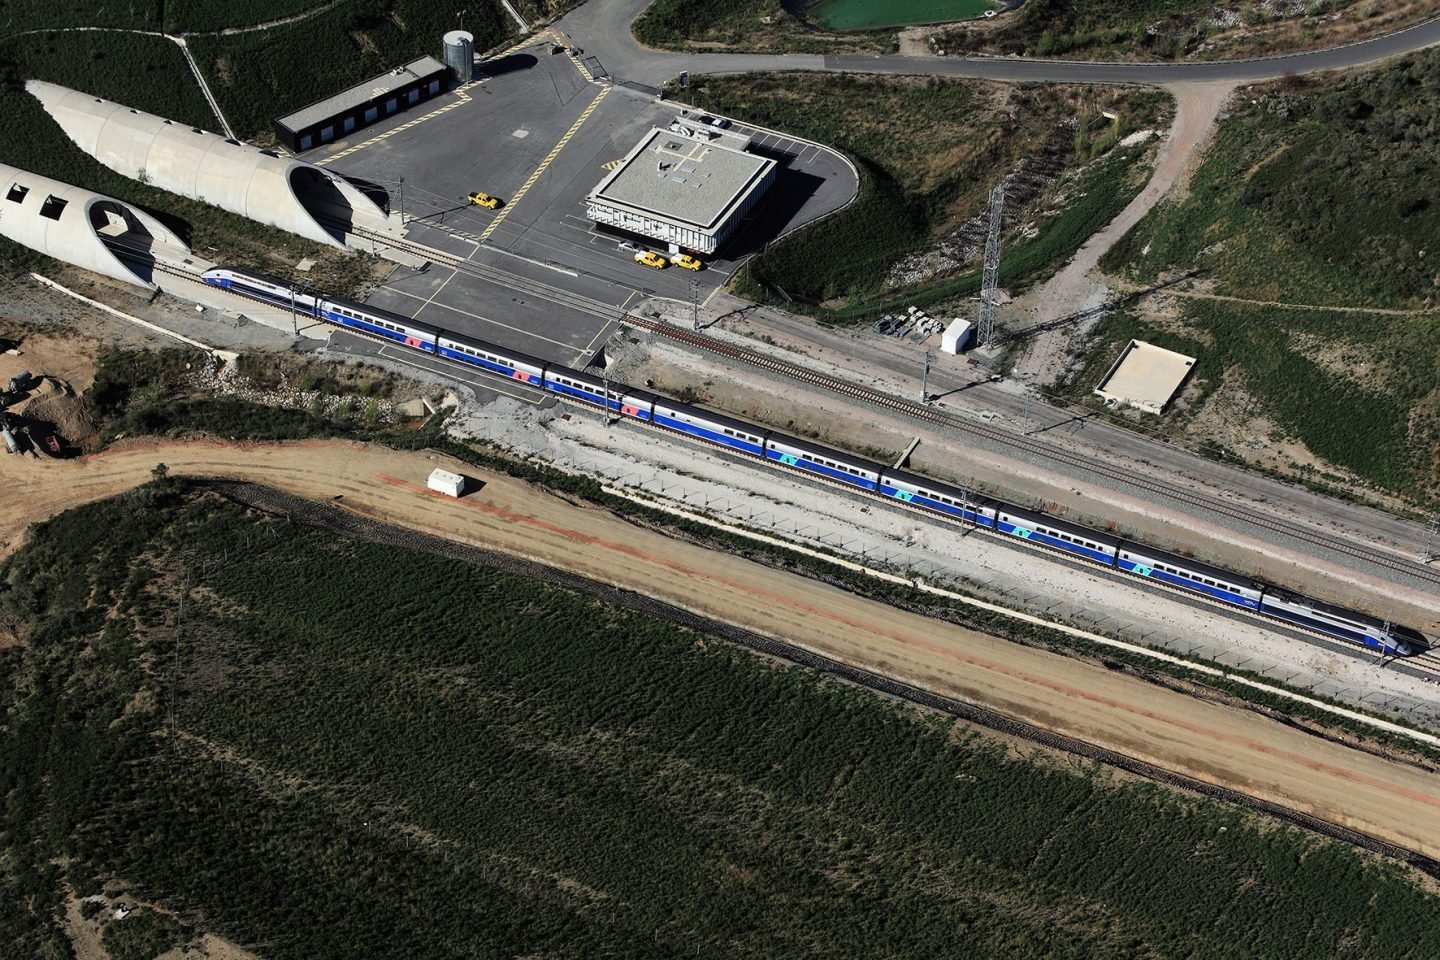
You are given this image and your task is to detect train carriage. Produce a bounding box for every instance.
[202,267,320,315]
[649,401,765,455]
[994,505,1120,566]
[764,435,879,491]
[437,335,546,384]
[542,366,609,405]
[880,468,995,528]
[1116,542,1265,609]
[1260,590,1417,655]
[317,295,437,352]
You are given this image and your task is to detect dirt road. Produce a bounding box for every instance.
[1013,81,1237,384]
[5,438,1440,860]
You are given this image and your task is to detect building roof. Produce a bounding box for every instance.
[28,80,396,250]
[276,56,448,133]
[588,128,775,232]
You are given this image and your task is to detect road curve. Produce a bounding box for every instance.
[555,0,1440,87]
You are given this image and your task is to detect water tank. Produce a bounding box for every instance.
[442,30,474,85]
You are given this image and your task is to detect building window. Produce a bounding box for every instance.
[39,196,67,220]
[5,184,28,203]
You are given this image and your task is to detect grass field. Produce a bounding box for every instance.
[810,0,995,30]
[1105,52,1440,311]
[696,73,1168,321]
[1081,50,1440,500]
[1053,299,1440,500]
[5,485,1440,958]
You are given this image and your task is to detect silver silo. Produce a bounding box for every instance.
[442,30,474,85]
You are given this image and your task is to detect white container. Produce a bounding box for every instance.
[427,468,465,497]
[941,318,973,355]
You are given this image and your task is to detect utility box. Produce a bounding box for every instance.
[940,319,973,355]
[427,468,465,498]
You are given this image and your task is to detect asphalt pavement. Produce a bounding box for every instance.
[556,0,1440,88]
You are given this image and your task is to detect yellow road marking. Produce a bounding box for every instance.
[316,78,488,166]
[478,85,609,243]
[314,31,547,167]
[601,159,622,171]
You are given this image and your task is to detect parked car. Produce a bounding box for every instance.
[634,251,668,269]
[466,191,502,209]
[670,254,703,271]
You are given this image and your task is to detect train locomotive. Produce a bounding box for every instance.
[202,266,1429,658]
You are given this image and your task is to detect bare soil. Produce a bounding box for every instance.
[4,436,1440,860]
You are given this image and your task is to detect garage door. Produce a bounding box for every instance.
[299,134,313,150]
[320,126,334,143]
[386,98,398,113]
[343,116,356,133]
[364,106,378,123]
[408,88,419,104]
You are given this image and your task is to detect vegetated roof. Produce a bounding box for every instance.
[589,128,775,231]
[276,56,449,133]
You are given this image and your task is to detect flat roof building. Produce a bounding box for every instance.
[585,127,777,256]
[274,56,449,153]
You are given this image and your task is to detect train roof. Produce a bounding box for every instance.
[650,396,772,438]
[1000,501,1122,548]
[765,431,879,471]
[325,290,438,336]
[1118,539,1266,589]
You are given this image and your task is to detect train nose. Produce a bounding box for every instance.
[1395,643,1413,657]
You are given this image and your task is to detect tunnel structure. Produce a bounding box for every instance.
[0,162,191,290]
[27,80,399,250]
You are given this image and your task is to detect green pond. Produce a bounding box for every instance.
[810,0,997,30]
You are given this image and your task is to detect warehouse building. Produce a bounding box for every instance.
[585,127,777,255]
[273,56,449,153]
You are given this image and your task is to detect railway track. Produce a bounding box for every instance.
[625,314,1440,591]
[348,225,621,323]
[92,249,1440,664]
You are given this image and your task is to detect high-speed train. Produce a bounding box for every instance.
[203,266,1430,657]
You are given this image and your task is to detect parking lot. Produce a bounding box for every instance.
[309,36,857,367]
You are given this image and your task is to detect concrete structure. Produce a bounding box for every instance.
[585,127,777,255]
[442,30,474,86]
[0,162,190,290]
[941,318,973,355]
[1094,339,1196,414]
[27,80,398,250]
[274,56,449,153]
[427,468,465,497]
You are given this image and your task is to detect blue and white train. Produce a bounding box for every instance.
[203,266,1430,658]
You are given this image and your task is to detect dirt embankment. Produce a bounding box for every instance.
[3,437,1440,862]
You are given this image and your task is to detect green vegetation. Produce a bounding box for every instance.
[101,907,195,960]
[0,22,402,290]
[1053,299,1440,498]
[188,0,510,141]
[696,73,1167,322]
[5,486,1440,957]
[164,0,333,32]
[633,0,896,54]
[931,0,1411,60]
[1106,53,1440,310]
[810,0,995,30]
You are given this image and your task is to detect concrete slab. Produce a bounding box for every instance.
[1094,339,1196,415]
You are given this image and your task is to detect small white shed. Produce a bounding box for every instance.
[941,318,973,355]
[426,468,465,498]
